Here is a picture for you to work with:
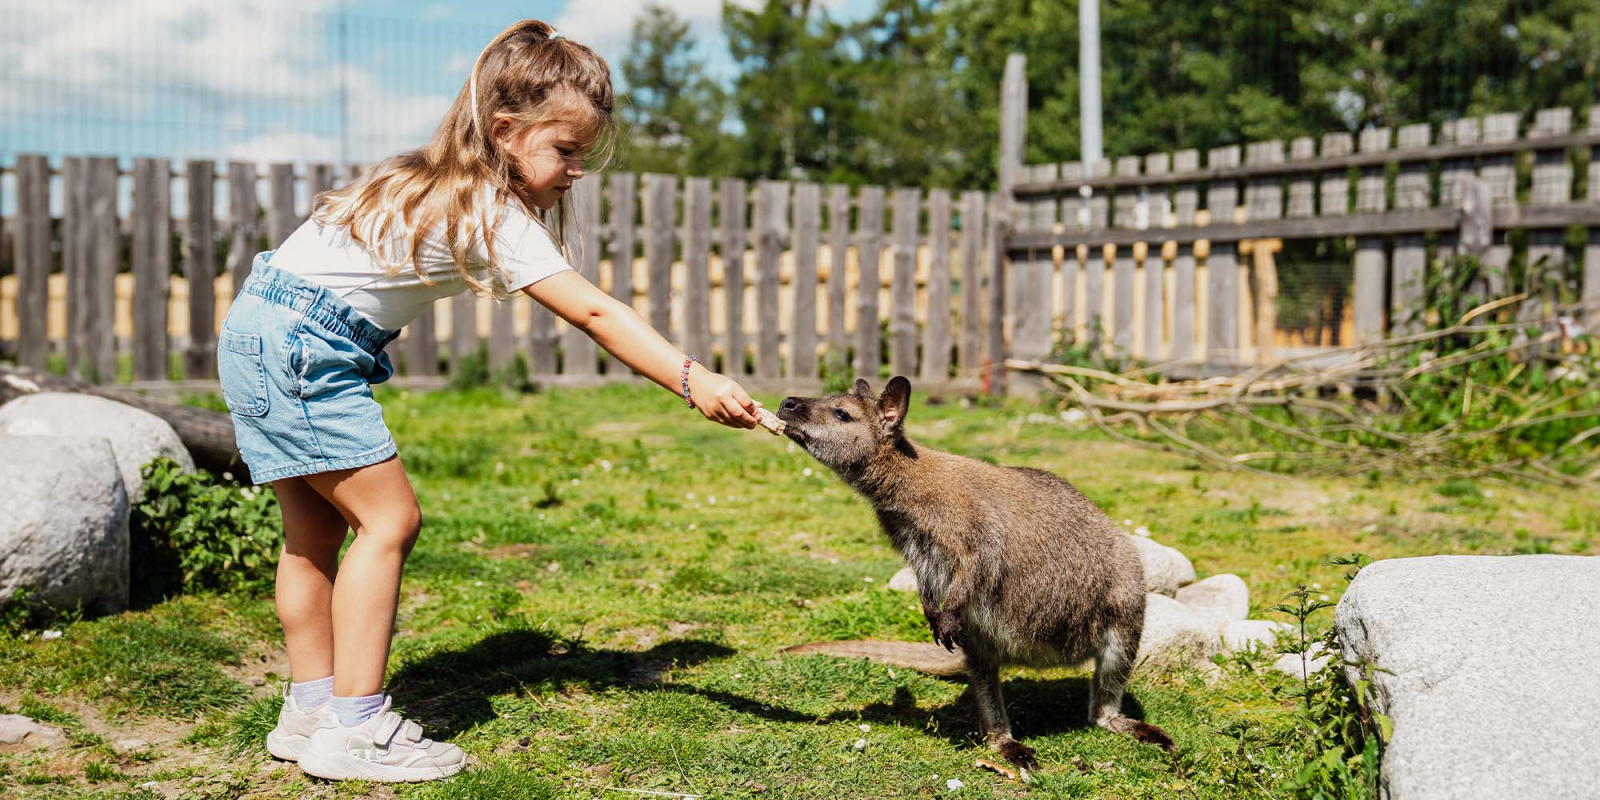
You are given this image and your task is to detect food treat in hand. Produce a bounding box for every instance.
[755,407,786,435]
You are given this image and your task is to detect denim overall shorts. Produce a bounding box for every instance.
[218,252,402,484]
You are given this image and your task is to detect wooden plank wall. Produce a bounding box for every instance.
[1,158,996,394]
[1004,102,1600,368]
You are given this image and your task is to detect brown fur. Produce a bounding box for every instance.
[776,377,1176,766]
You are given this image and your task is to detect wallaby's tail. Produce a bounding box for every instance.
[1101,714,1176,752]
[780,640,967,676]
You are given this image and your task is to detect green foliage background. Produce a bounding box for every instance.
[616,0,1600,188]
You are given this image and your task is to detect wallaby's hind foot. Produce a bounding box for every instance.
[987,734,1039,769]
[1099,714,1176,752]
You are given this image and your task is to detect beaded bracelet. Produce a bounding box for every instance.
[680,354,698,408]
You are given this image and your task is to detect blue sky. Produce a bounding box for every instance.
[0,0,879,169]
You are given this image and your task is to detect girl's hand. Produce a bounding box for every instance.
[688,369,761,429]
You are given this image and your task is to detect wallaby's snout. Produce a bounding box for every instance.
[777,377,911,471]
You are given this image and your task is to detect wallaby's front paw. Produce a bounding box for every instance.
[931,610,963,651]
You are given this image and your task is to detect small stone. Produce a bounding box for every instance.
[946,778,965,790]
[115,738,148,752]
[518,736,531,747]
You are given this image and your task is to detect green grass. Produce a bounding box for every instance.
[1,382,1596,799]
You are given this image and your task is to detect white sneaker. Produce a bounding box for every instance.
[265,688,322,762]
[297,696,465,783]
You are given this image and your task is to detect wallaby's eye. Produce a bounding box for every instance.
[832,408,852,423]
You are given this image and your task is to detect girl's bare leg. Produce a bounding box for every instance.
[271,476,351,683]
[301,455,422,697]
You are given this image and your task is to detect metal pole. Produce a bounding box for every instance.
[1079,0,1103,175]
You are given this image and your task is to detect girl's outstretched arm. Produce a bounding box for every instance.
[522,271,761,429]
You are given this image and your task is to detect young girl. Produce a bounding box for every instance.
[217,20,762,783]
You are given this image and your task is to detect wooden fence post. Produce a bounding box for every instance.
[855,186,885,379]
[228,161,259,297]
[1111,156,1140,356]
[1141,153,1170,360]
[564,176,602,376]
[184,160,217,379]
[957,191,984,378]
[1392,124,1432,334]
[889,187,920,379]
[1171,149,1200,362]
[755,180,788,379]
[825,185,851,380]
[1479,113,1520,297]
[606,172,637,374]
[1352,128,1391,344]
[14,155,51,370]
[719,178,748,375]
[792,182,821,381]
[921,189,952,382]
[683,177,714,367]
[268,163,296,247]
[132,158,172,382]
[1204,145,1240,364]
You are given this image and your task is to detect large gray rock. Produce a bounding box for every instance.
[1177,573,1250,628]
[0,392,193,501]
[1137,593,1221,668]
[1336,555,1600,800]
[1127,535,1196,596]
[0,436,129,614]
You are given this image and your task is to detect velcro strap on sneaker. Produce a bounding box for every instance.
[372,711,405,747]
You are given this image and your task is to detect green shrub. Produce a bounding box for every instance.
[129,458,282,602]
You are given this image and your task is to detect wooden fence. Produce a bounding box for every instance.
[0,159,998,394]
[997,52,1600,379]
[5,57,1597,396]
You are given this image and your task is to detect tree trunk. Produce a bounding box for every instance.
[0,366,247,481]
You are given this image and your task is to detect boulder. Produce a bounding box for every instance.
[0,392,194,501]
[1335,555,1600,800]
[1137,593,1221,668]
[1221,619,1290,653]
[0,436,129,614]
[1127,535,1196,596]
[887,566,918,592]
[1177,573,1250,629]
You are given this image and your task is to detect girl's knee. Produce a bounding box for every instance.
[361,507,422,553]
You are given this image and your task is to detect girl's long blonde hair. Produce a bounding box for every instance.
[316,19,614,294]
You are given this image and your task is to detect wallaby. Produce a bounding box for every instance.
[776,376,1174,767]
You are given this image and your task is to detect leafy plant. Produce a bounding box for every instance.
[129,458,282,602]
[1273,553,1388,800]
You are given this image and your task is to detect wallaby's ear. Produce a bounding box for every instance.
[853,378,874,399]
[878,376,911,432]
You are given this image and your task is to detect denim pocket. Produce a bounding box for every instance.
[218,329,270,417]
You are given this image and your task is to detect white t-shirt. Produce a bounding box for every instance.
[270,204,572,331]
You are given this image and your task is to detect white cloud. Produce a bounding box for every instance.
[1,0,454,163]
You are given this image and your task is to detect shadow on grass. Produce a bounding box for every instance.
[388,628,738,738]
[388,626,1150,751]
